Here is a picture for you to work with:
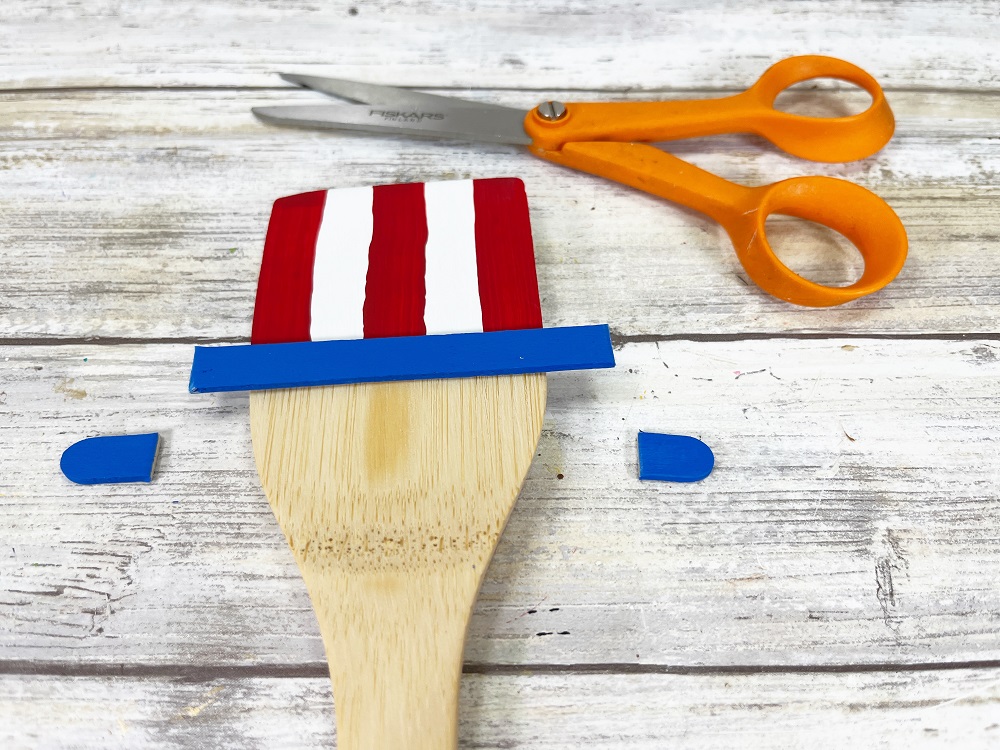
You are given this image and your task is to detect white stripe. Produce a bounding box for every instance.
[422,180,483,335]
[309,186,373,341]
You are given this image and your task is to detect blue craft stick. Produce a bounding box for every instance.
[189,324,614,394]
[60,433,161,485]
[637,431,715,483]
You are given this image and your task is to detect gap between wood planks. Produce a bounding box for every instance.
[3,85,999,96]
[5,331,1000,348]
[3,660,1000,680]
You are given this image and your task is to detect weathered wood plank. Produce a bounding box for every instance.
[1,89,998,340]
[2,339,999,667]
[0,0,997,90]
[2,668,1000,749]
[3,0,998,743]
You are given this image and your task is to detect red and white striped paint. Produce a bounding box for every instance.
[251,178,542,345]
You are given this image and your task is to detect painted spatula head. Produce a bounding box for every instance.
[248,178,547,749]
[250,178,543,344]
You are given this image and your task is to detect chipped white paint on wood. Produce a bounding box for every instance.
[2,0,1000,745]
[2,339,999,668]
[0,89,998,339]
[2,669,1000,749]
[0,1,998,90]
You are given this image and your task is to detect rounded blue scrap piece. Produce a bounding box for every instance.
[60,433,161,485]
[637,431,715,483]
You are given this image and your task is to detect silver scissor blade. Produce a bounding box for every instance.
[252,104,532,146]
[279,73,517,113]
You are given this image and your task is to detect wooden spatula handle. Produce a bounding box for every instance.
[304,564,479,747]
[250,374,547,749]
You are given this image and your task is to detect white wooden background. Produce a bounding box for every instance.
[2,1,1000,747]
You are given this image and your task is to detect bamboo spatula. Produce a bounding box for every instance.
[252,374,544,747]
[248,178,547,748]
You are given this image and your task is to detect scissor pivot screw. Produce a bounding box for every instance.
[536,101,568,121]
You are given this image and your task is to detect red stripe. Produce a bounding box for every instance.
[363,183,428,339]
[251,190,325,344]
[473,178,542,331]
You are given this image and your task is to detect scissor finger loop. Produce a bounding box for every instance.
[740,55,896,162]
[725,176,908,307]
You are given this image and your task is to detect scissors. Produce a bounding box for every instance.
[253,56,907,307]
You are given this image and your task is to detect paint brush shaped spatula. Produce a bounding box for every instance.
[248,179,548,749]
[190,178,614,744]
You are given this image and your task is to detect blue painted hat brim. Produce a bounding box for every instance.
[189,324,614,394]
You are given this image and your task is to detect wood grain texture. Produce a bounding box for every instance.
[250,375,546,747]
[1,88,998,340]
[3,669,1000,749]
[0,1,997,90]
[3,0,1000,744]
[3,340,999,669]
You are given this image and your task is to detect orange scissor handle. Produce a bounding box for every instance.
[531,141,907,306]
[525,56,895,163]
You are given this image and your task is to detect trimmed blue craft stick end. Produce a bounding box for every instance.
[60,433,161,485]
[637,431,715,483]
